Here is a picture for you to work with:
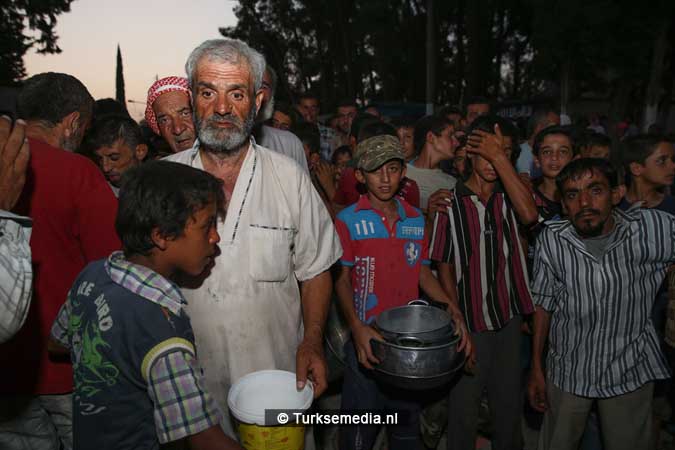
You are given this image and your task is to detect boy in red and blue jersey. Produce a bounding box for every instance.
[334,134,471,450]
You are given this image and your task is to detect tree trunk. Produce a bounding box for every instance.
[455,0,466,103]
[465,0,482,98]
[492,0,505,98]
[642,19,669,131]
[511,39,522,98]
[560,57,571,116]
[657,25,675,126]
[335,0,354,99]
[425,0,435,114]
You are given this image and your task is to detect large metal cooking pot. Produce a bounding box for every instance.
[370,336,465,390]
[324,297,350,382]
[375,301,454,345]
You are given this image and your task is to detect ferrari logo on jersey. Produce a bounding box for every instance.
[404,241,421,267]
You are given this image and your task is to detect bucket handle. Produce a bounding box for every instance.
[407,299,429,306]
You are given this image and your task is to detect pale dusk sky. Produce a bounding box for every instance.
[24,0,238,120]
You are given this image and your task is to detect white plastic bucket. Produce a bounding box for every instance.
[228,370,314,450]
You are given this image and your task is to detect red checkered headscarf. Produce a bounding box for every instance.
[144,76,192,135]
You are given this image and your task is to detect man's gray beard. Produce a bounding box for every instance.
[196,105,257,155]
[258,97,274,123]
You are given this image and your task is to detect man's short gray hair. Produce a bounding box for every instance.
[185,38,266,93]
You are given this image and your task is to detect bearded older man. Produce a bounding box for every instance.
[165,38,341,438]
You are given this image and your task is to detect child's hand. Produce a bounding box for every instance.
[426,189,454,221]
[451,314,474,365]
[466,124,507,164]
[313,160,336,191]
[351,322,383,369]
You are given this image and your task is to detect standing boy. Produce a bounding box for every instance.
[430,115,539,450]
[335,135,471,450]
[620,134,675,214]
[50,161,242,450]
[530,126,576,223]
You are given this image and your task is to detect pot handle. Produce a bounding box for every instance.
[407,299,429,306]
[395,336,426,347]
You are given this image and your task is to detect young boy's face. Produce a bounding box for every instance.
[471,153,498,183]
[535,134,574,179]
[334,152,351,181]
[453,147,467,176]
[396,126,415,161]
[431,125,457,159]
[634,141,675,188]
[166,200,220,276]
[355,160,406,203]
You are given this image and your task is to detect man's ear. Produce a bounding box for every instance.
[150,227,169,251]
[61,111,81,139]
[354,169,366,184]
[612,184,626,206]
[426,130,436,147]
[254,88,265,116]
[135,144,149,162]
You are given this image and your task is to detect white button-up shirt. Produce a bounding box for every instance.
[165,140,342,415]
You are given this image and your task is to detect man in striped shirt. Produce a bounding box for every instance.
[430,115,538,450]
[528,158,675,450]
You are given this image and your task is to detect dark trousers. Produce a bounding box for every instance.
[447,316,523,450]
[339,341,422,450]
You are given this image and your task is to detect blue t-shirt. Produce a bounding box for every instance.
[57,260,196,450]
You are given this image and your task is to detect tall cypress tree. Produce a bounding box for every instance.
[115,44,127,111]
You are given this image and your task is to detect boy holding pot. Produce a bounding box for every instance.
[334,134,471,450]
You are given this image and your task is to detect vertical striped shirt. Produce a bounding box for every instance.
[430,182,534,332]
[532,207,675,398]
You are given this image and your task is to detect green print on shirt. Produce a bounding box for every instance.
[69,299,120,398]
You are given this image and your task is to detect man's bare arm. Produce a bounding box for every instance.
[297,269,332,397]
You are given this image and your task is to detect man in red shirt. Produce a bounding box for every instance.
[0,73,121,450]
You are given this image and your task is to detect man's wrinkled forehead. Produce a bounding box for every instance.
[300,97,319,107]
[194,56,255,87]
[562,169,610,191]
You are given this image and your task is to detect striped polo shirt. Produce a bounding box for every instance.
[429,181,534,333]
[532,207,675,398]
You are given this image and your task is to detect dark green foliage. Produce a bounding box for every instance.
[0,0,75,85]
[222,0,674,120]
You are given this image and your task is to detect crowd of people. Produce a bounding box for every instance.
[0,36,674,450]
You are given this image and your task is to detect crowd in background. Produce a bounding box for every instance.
[0,36,674,450]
